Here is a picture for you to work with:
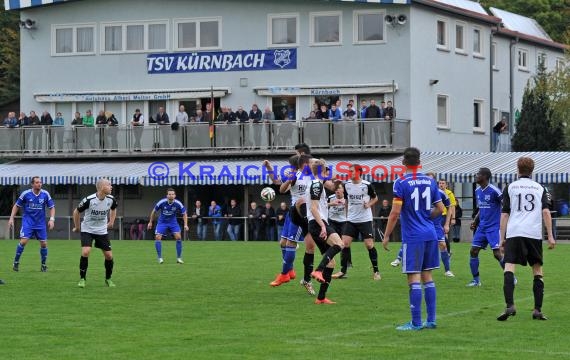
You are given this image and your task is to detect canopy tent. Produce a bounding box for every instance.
[0,152,568,186]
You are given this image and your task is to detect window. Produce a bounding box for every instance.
[52,24,96,56]
[268,14,298,47]
[491,42,497,69]
[437,95,449,128]
[455,22,465,53]
[353,10,385,44]
[272,96,297,120]
[473,26,483,57]
[517,48,528,71]
[174,17,221,50]
[473,100,483,130]
[537,52,547,69]
[436,19,448,49]
[310,11,342,46]
[556,57,566,71]
[102,20,168,53]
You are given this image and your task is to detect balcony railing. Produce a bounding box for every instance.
[0,119,410,158]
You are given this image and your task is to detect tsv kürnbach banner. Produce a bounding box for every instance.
[147,49,297,74]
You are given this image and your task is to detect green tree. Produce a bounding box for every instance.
[512,62,568,151]
[480,0,570,44]
[0,9,20,106]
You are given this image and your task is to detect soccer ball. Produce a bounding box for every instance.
[261,187,276,202]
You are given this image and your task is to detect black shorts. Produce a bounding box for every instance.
[503,237,543,266]
[343,221,374,240]
[308,220,337,254]
[81,232,112,252]
[329,220,345,237]
[290,205,309,236]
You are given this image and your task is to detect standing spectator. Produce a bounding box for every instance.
[364,100,381,146]
[195,109,204,122]
[262,202,276,241]
[452,201,462,243]
[28,111,42,153]
[275,202,288,240]
[335,99,343,115]
[40,111,53,151]
[359,99,368,119]
[328,104,342,122]
[18,111,29,126]
[156,106,170,149]
[105,111,119,152]
[226,199,242,241]
[4,112,19,151]
[131,109,144,152]
[95,110,107,150]
[209,200,222,241]
[497,119,511,152]
[175,105,188,149]
[343,103,356,120]
[82,110,96,151]
[203,102,213,124]
[130,219,145,240]
[385,100,396,120]
[71,111,82,125]
[248,201,262,241]
[71,111,84,151]
[52,112,64,152]
[249,104,263,148]
[235,106,249,123]
[262,106,275,122]
[191,200,207,240]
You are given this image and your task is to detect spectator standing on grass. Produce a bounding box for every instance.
[209,200,223,241]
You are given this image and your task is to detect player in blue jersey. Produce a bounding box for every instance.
[382,148,444,330]
[147,188,189,264]
[427,173,454,277]
[467,168,504,287]
[8,177,55,272]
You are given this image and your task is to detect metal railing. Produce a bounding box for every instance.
[0,119,410,157]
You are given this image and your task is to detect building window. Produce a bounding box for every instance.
[310,11,342,46]
[491,42,497,69]
[537,52,547,69]
[174,17,221,50]
[272,96,297,120]
[473,100,483,130]
[473,26,483,57]
[455,22,465,53]
[556,57,566,71]
[436,19,448,49]
[518,48,528,71]
[437,95,449,128]
[52,24,96,56]
[268,13,299,47]
[102,21,168,53]
[353,10,385,44]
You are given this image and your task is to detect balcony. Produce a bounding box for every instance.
[0,119,410,159]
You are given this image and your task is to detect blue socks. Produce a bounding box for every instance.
[176,240,182,258]
[440,251,450,272]
[424,281,437,323]
[155,240,162,259]
[14,243,25,263]
[410,282,422,327]
[40,247,48,264]
[470,257,480,282]
[282,246,296,274]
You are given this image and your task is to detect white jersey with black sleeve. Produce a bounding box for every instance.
[502,177,549,240]
[344,180,377,223]
[328,194,347,222]
[77,193,118,235]
[306,180,328,222]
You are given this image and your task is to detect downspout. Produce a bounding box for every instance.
[489,27,496,151]
[509,36,519,134]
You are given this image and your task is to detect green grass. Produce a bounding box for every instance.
[0,240,569,360]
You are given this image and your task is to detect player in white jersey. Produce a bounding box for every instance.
[72,178,118,288]
[333,164,380,280]
[307,159,344,304]
[497,157,555,321]
[327,184,346,236]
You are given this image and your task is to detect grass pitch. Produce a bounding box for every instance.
[0,240,569,360]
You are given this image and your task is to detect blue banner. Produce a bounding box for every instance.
[147,49,297,74]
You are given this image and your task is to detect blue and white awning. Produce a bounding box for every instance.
[0,152,568,186]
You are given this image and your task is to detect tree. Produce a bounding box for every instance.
[0,9,20,107]
[547,53,570,144]
[480,0,570,44]
[512,62,568,151]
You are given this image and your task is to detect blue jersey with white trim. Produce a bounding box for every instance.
[393,173,441,243]
[16,189,55,230]
[475,184,502,232]
[154,199,186,224]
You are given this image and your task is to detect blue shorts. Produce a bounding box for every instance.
[155,222,181,236]
[472,228,500,250]
[280,214,304,243]
[435,226,445,242]
[402,240,440,274]
[20,227,47,241]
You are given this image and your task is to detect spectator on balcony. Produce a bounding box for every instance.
[40,111,53,151]
[275,202,288,239]
[365,100,382,147]
[335,99,343,115]
[262,107,275,122]
[316,104,329,120]
[131,109,144,152]
[18,111,28,126]
[52,112,64,152]
[365,100,381,119]
[303,111,318,121]
[95,110,107,150]
[82,110,96,151]
[209,200,223,241]
[385,101,396,120]
[4,112,19,151]
[226,199,242,241]
[105,111,119,152]
[236,106,249,123]
[359,99,368,119]
[155,106,170,149]
[28,111,42,153]
[328,104,342,122]
[262,202,276,241]
[176,105,189,124]
[343,103,357,120]
[496,119,511,152]
[191,200,207,240]
[71,112,84,151]
[71,111,83,126]
[249,104,263,148]
[195,109,204,122]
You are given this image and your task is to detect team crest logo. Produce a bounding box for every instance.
[39,199,44,204]
[273,50,291,69]
[484,195,491,201]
